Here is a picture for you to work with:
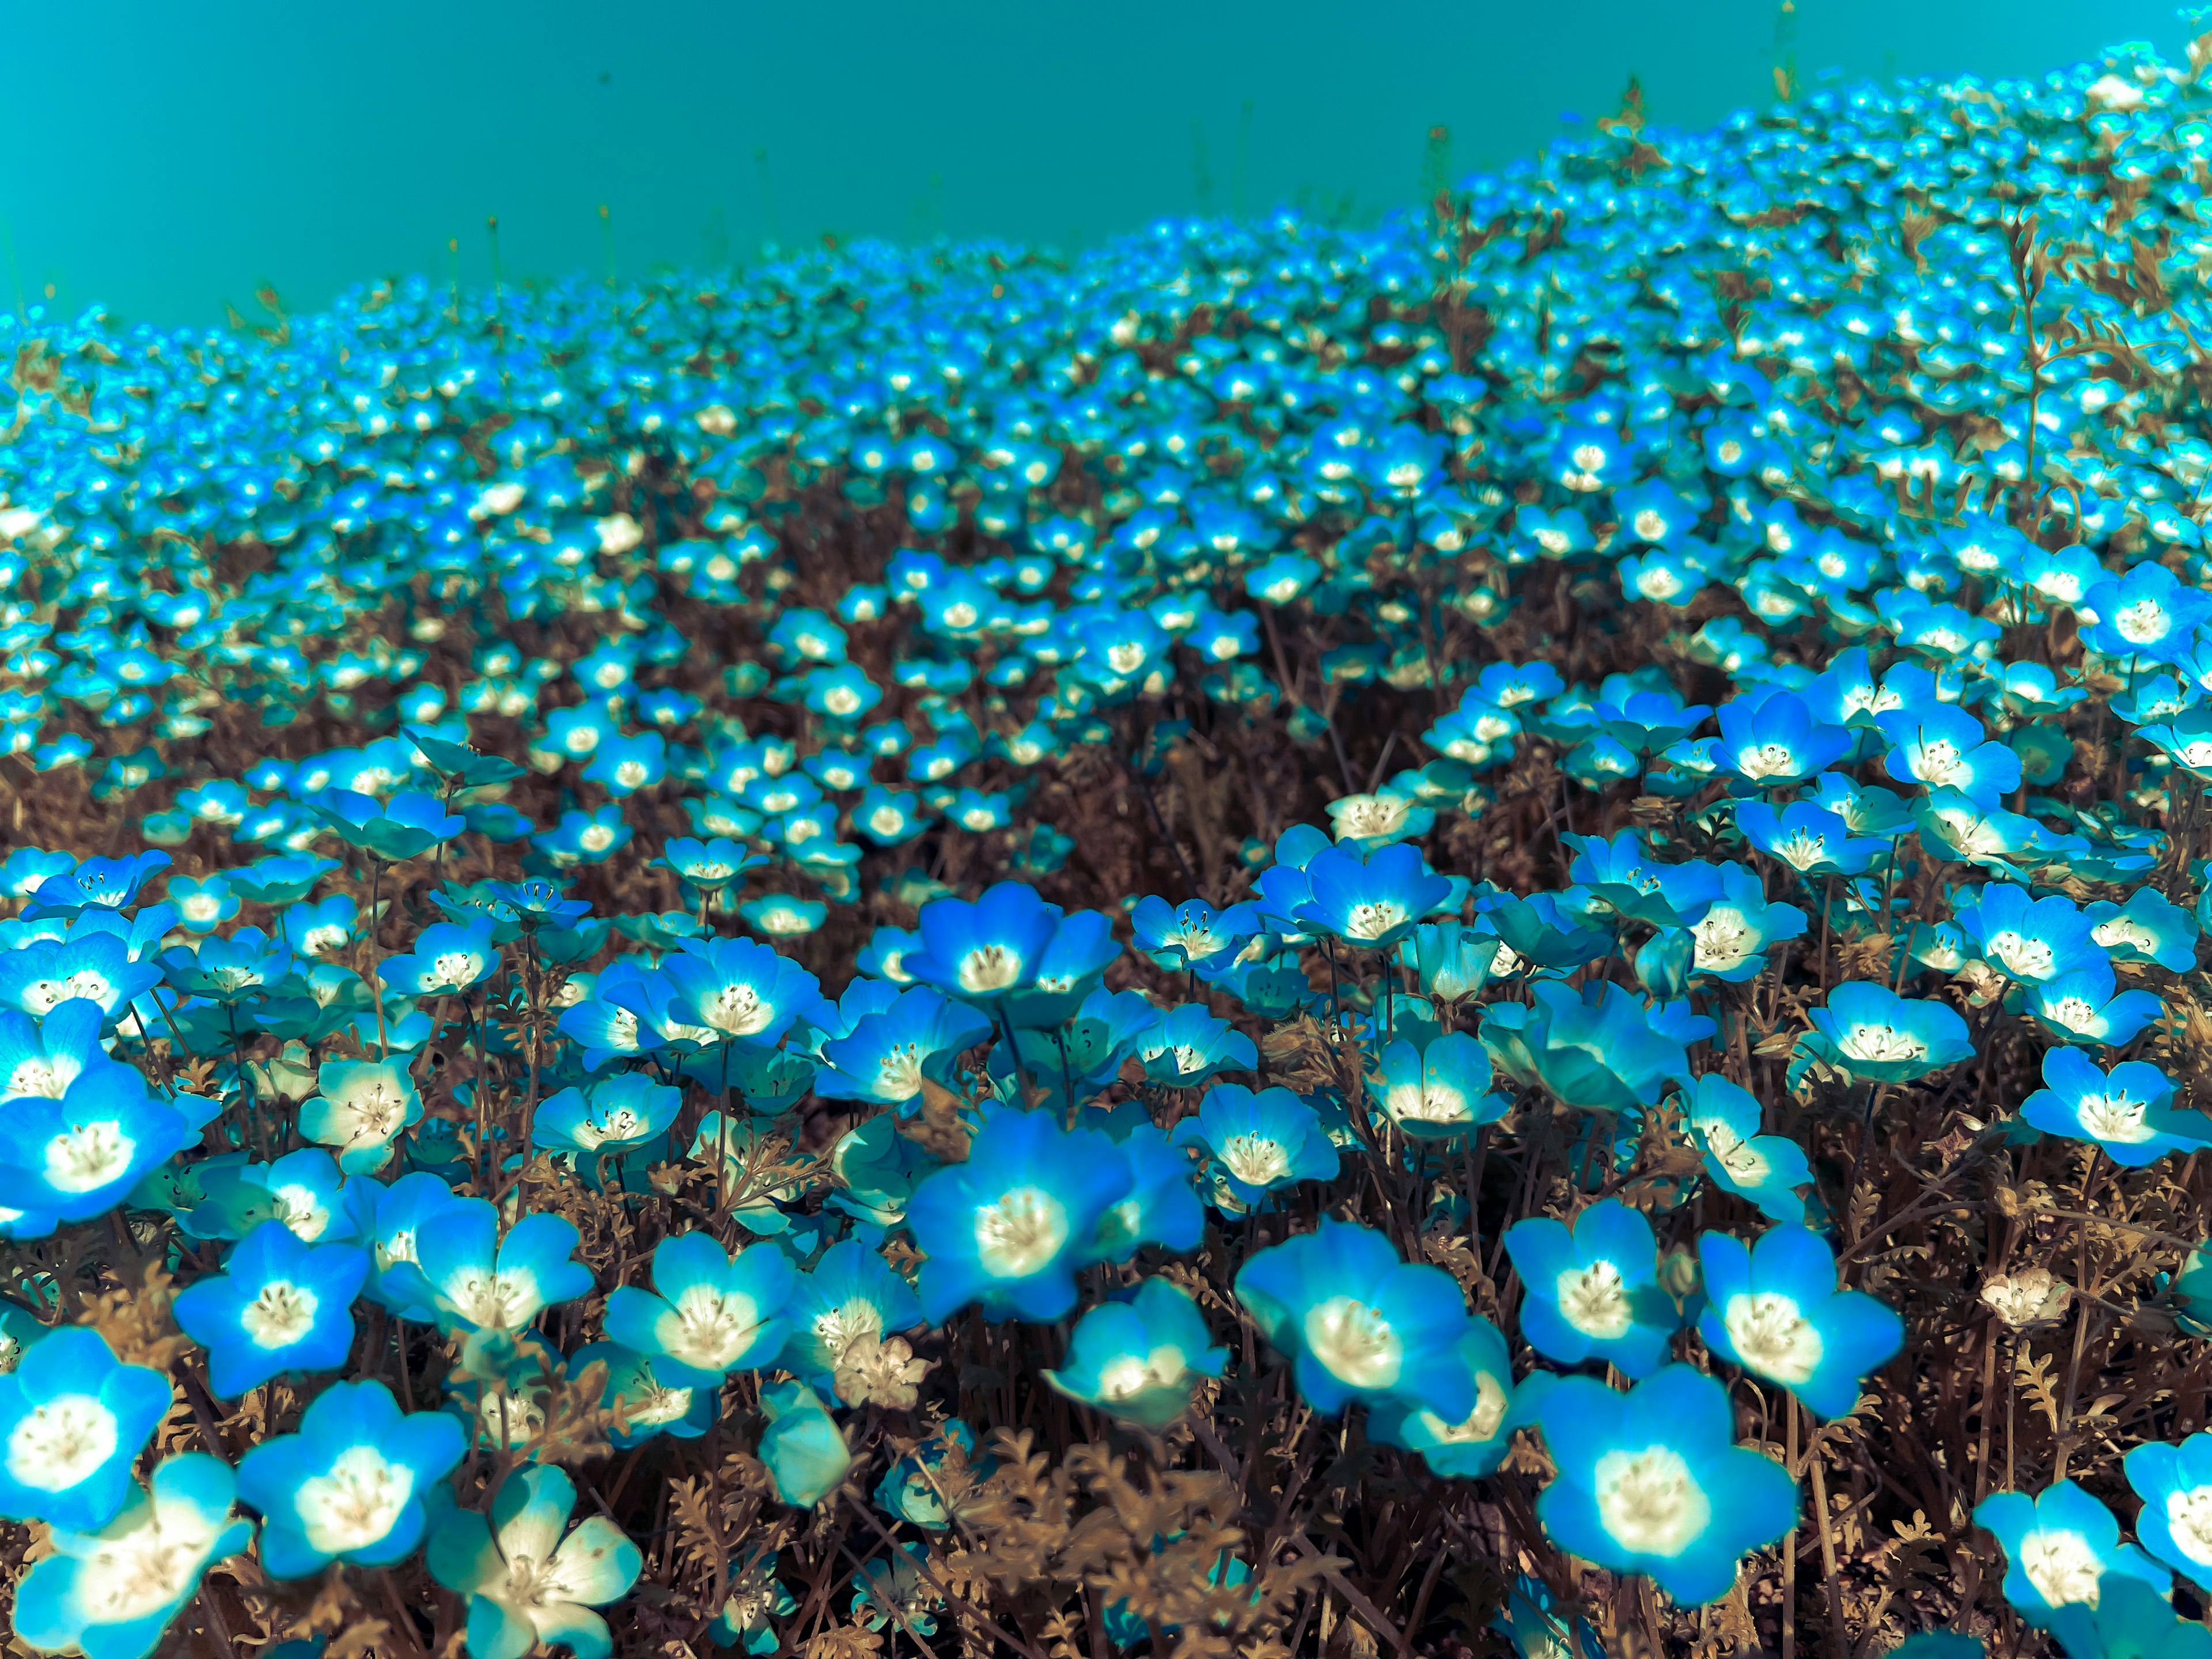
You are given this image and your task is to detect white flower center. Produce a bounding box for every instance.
[974,1186,1069,1278]
[1556,1260,1634,1338]
[1986,933,2055,981]
[240,1280,320,1348]
[813,1298,886,1365]
[296,1444,415,1554]
[43,1120,138,1193]
[1593,1445,1711,1555]
[7,1058,66,1099]
[1722,1293,1824,1384]
[1344,900,1409,941]
[2021,1528,2105,1608]
[6,1393,120,1491]
[445,1269,540,1329]
[1217,1134,1291,1188]
[1301,1296,1404,1390]
[69,1492,222,1623]
[2077,1092,2155,1144]
[1737,742,1800,780]
[1693,908,1755,972]
[665,1284,768,1371]
[1839,1023,1926,1065]
[957,945,1022,994]
[706,984,770,1036]
[2166,1488,2212,1566]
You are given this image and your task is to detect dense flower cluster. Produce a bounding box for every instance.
[12,29,2212,1659]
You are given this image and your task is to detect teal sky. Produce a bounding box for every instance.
[3,0,2185,325]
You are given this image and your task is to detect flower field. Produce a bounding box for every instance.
[6,30,2212,1659]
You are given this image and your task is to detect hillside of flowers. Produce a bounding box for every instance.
[17,31,2212,1659]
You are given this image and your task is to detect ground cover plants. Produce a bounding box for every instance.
[7,26,2212,1659]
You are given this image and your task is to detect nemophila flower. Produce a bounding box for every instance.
[604,1232,794,1389]
[1480,981,1692,1114]
[1681,1074,1813,1224]
[1293,842,1452,949]
[1325,788,1438,848]
[816,987,991,1109]
[2086,887,2198,972]
[380,916,501,995]
[1172,1084,1339,1207]
[657,935,827,1047]
[532,1071,681,1161]
[2020,962,2165,1051]
[1491,1574,1605,1659]
[172,1219,370,1397]
[306,787,464,861]
[905,880,1062,1003]
[427,1463,642,1659]
[708,1548,798,1653]
[378,1201,593,1338]
[757,1381,853,1508]
[0,1327,171,1529]
[26,851,169,914]
[1368,1313,1525,1479]
[1531,1364,1797,1607]
[1234,1217,1473,1421]
[657,835,767,894]
[582,730,668,796]
[1505,1198,1680,1377]
[236,1378,465,1577]
[1486,892,1611,976]
[1133,1002,1257,1088]
[1131,896,1262,972]
[1374,1032,1508,1140]
[1714,690,1854,788]
[1697,1224,1904,1418]
[1044,1278,1228,1427]
[2082,563,2211,662]
[2124,1433,2212,1592]
[181,1147,362,1245]
[1403,921,1499,1003]
[168,874,240,934]
[779,1238,925,1387]
[1566,831,1723,929]
[569,1343,716,1448]
[1737,798,1884,879]
[2047,1575,2209,1659]
[1915,788,2050,873]
[1797,982,1972,1085]
[1086,1119,1206,1263]
[1973,1480,2171,1627]
[300,1056,422,1173]
[1876,703,2021,802]
[0,1043,194,1224]
[0,931,163,1020]
[1954,884,2100,984]
[1688,862,1807,983]
[2021,1048,2209,1166]
[908,1107,1131,1323]
[1001,908,1122,1029]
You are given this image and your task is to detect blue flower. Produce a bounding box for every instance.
[1293,842,1452,949]
[1401,921,1501,1002]
[2125,1433,2212,1590]
[1480,981,1692,1113]
[532,1071,682,1161]
[379,916,501,995]
[1172,1084,1339,1207]
[779,1238,925,1386]
[1566,831,1723,929]
[906,881,1063,1003]
[1796,981,1972,1085]
[2047,1575,2211,1659]
[2021,1048,2209,1167]
[428,1464,642,1659]
[1876,703,2021,803]
[757,1381,853,1508]
[1132,1002,1258,1088]
[2020,961,2165,1051]
[301,1056,423,1173]
[1374,1033,1507,1140]
[0,1327,172,1529]
[172,1219,370,1397]
[708,1549,798,1653]
[874,1421,984,1529]
[12,1452,251,1659]
[908,1107,1132,1323]
[237,1378,465,1577]
[1367,1316,1524,1478]
[2086,887,2199,972]
[378,1202,592,1338]
[1131,896,1263,972]
[1697,1224,1904,1418]
[1681,1074,1813,1224]
[570,1342,717,1447]
[1973,1480,2171,1626]
[656,936,827,1047]
[1688,861,1808,982]
[0,932,164,1020]
[1234,1217,1473,1420]
[308,787,464,862]
[604,1231,795,1389]
[1491,1575,1604,1659]
[1715,690,1854,788]
[1737,797,1885,879]
[1043,1278,1228,1427]
[1504,1198,1680,1377]
[1532,1363,1797,1606]
[1955,883,2101,985]
[816,986,993,1109]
